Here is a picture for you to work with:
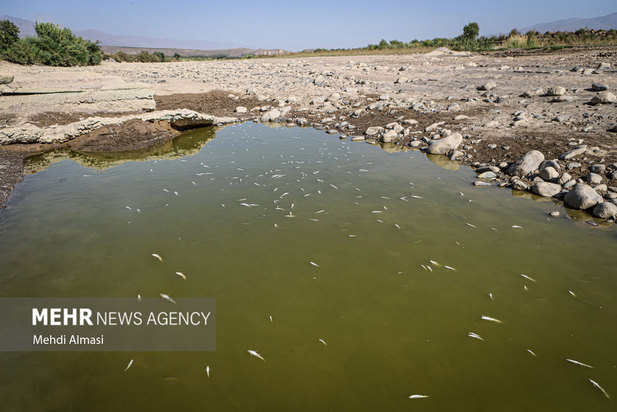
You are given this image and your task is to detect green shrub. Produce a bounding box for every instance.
[0,21,102,66]
[0,20,19,50]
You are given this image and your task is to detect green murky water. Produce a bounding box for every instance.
[1,123,616,411]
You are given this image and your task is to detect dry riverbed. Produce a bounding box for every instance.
[1,47,617,223]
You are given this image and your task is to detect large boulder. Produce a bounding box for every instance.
[506,150,545,177]
[427,133,462,155]
[590,91,616,105]
[261,109,281,122]
[563,184,602,210]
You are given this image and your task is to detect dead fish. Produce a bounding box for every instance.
[205,366,210,377]
[315,210,326,214]
[566,358,593,368]
[489,293,494,301]
[310,261,320,267]
[466,223,477,228]
[348,234,356,237]
[125,206,132,210]
[371,210,383,214]
[137,294,141,302]
[429,260,440,266]
[427,266,433,272]
[481,315,502,323]
[318,339,327,346]
[394,224,401,229]
[512,225,523,229]
[123,359,133,372]
[527,349,537,357]
[330,184,338,189]
[410,195,423,199]
[444,266,456,271]
[521,274,536,282]
[152,253,163,262]
[269,315,273,322]
[408,395,429,399]
[468,332,484,341]
[175,272,186,280]
[160,294,177,305]
[247,350,265,361]
[308,218,319,222]
[589,379,610,399]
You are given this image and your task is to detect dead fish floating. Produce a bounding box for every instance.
[468,332,484,341]
[409,395,429,399]
[589,379,610,399]
[175,272,186,280]
[565,358,593,368]
[160,293,177,305]
[123,359,133,372]
[248,350,265,361]
[481,315,503,324]
[151,253,163,262]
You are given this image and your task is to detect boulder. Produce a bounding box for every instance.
[592,202,617,219]
[531,182,562,197]
[427,133,463,155]
[564,184,602,210]
[506,150,545,177]
[546,86,566,96]
[261,109,281,122]
[590,91,617,105]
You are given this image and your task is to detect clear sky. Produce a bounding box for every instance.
[3,0,617,50]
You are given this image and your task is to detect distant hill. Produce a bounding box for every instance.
[519,11,617,33]
[0,15,256,52]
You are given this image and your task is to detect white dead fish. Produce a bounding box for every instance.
[427,266,433,272]
[468,332,484,341]
[408,395,429,399]
[160,294,177,304]
[151,253,163,262]
[269,315,273,322]
[394,224,401,229]
[566,358,593,368]
[521,274,536,282]
[318,339,327,346]
[589,379,610,399]
[348,234,356,238]
[527,349,537,357]
[466,223,477,228]
[429,260,440,266]
[123,359,133,372]
[175,272,186,280]
[137,294,141,302]
[247,350,265,361]
[330,184,338,189]
[489,293,494,301]
[410,195,423,199]
[512,225,523,229]
[371,210,383,214]
[315,210,325,214]
[125,206,132,210]
[310,261,320,267]
[205,366,210,377]
[444,266,456,271]
[481,315,502,323]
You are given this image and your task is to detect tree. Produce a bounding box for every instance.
[462,22,480,40]
[0,20,20,50]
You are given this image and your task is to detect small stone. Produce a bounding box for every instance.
[546,86,566,96]
[584,173,602,185]
[592,202,617,219]
[477,171,497,179]
[589,164,606,173]
[591,83,609,91]
[539,166,559,181]
[512,180,529,191]
[532,182,562,197]
[559,146,587,161]
[477,82,497,91]
[364,126,383,136]
[234,106,248,113]
[507,150,545,177]
[590,91,617,105]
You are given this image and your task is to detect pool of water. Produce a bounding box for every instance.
[1,123,616,411]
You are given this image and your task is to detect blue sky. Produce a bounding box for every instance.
[3,0,617,50]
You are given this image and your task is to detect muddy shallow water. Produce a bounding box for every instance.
[1,123,616,411]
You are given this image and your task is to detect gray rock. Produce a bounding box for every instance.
[512,180,529,191]
[261,109,281,122]
[589,164,606,173]
[425,121,445,132]
[551,95,574,103]
[365,126,383,136]
[532,182,562,197]
[592,202,617,219]
[539,166,559,181]
[539,159,561,172]
[381,129,397,143]
[477,82,496,91]
[563,179,577,190]
[507,150,545,177]
[234,106,248,113]
[558,172,572,185]
[559,146,587,161]
[474,180,492,187]
[591,83,609,91]
[350,136,365,142]
[546,86,566,96]
[564,183,603,210]
[477,171,497,179]
[584,173,602,185]
[590,91,617,105]
[522,88,544,98]
[427,132,463,155]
